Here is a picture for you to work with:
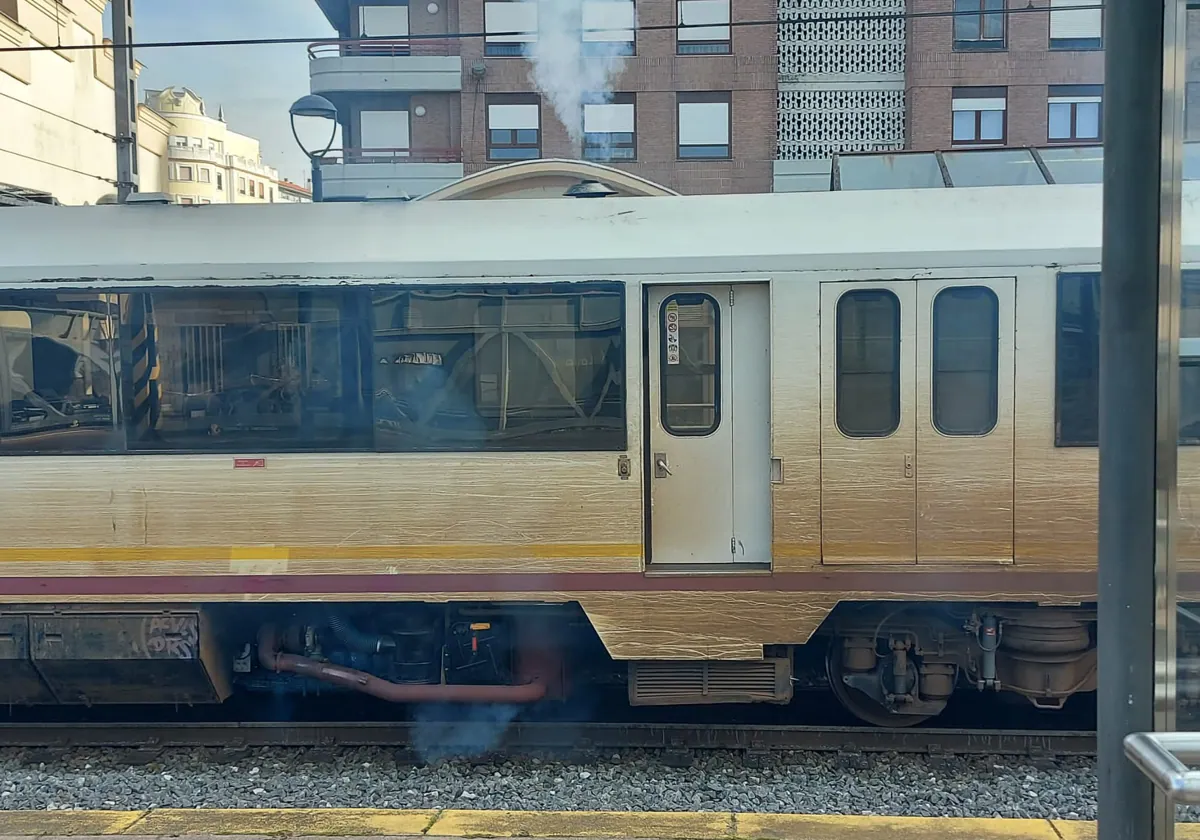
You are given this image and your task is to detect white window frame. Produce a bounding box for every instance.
[174,164,195,181]
[198,168,211,183]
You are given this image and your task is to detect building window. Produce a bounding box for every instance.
[1048,85,1102,143]
[199,199,211,205]
[372,284,626,451]
[953,0,1004,50]
[270,187,275,202]
[836,289,900,438]
[169,135,188,148]
[174,164,194,181]
[360,109,411,156]
[660,293,719,437]
[238,177,247,195]
[485,0,537,56]
[199,168,211,183]
[1049,0,1101,49]
[677,92,730,159]
[216,172,224,191]
[358,4,409,38]
[179,197,194,205]
[582,0,635,56]
[951,87,1006,145]
[932,287,999,436]
[258,182,265,199]
[583,95,636,161]
[677,0,730,54]
[487,95,540,160]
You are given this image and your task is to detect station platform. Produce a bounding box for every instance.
[0,810,1179,840]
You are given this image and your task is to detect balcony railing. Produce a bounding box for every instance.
[308,38,461,59]
[321,147,463,164]
[167,146,227,165]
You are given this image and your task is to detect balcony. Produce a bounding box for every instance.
[317,147,465,200]
[308,39,462,94]
[167,146,227,166]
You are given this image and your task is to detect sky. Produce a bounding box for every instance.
[106,1,336,183]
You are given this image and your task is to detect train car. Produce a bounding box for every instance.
[0,181,1196,725]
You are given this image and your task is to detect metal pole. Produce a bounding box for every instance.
[1098,1,1185,840]
[112,0,139,202]
[311,157,323,203]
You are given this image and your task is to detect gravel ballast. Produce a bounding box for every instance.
[0,746,1134,820]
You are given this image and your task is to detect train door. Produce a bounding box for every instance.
[914,278,1015,564]
[645,284,772,566]
[819,282,917,564]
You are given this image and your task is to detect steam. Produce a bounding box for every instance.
[520,0,636,148]
[410,702,522,761]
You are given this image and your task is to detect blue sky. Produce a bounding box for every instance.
[107,1,336,182]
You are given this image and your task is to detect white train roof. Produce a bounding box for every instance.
[1,182,1198,284]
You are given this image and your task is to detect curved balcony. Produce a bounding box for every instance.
[308,38,462,93]
[318,146,465,200]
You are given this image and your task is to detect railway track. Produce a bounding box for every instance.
[0,721,1097,758]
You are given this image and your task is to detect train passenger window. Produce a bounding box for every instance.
[1056,270,1200,446]
[0,292,125,453]
[836,290,901,437]
[120,289,373,452]
[370,284,625,451]
[660,293,719,436]
[932,286,999,435]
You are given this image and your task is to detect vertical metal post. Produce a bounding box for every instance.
[112,0,139,202]
[1098,1,1186,840]
[310,157,323,203]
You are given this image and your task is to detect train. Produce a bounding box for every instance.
[0,180,1196,726]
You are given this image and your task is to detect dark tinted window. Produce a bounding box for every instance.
[660,293,719,436]
[932,286,999,435]
[121,289,373,452]
[1057,270,1200,446]
[0,292,124,453]
[371,284,625,451]
[837,289,900,437]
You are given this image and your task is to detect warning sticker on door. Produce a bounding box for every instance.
[665,301,681,365]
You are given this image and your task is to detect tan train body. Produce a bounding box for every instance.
[0,182,1192,720]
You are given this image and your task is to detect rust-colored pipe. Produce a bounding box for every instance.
[256,625,548,703]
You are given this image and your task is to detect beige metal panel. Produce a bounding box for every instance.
[0,454,643,573]
[915,278,1016,565]
[820,281,917,565]
[768,280,823,570]
[1012,268,1098,569]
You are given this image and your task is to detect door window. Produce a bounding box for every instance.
[836,289,901,437]
[660,293,719,436]
[932,285,999,435]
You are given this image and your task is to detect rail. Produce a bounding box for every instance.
[321,147,463,164]
[0,721,1097,757]
[308,38,461,59]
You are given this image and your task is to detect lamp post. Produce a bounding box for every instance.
[289,94,338,203]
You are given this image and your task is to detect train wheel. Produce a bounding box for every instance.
[825,640,938,728]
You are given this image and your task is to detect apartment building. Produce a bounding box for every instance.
[308,0,776,198]
[145,87,282,205]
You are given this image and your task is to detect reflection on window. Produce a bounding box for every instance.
[952,87,1007,146]
[487,96,541,160]
[122,290,372,452]
[0,293,123,453]
[371,285,625,451]
[953,0,1005,50]
[837,289,900,437]
[1056,272,1200,446]
[932,287,999,436]
[660,294,718,436]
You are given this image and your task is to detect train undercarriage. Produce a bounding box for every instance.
[0,601,1113,726]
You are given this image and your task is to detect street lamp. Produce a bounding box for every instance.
[289,94,338,203]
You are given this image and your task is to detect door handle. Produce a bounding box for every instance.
[654,453,672,478]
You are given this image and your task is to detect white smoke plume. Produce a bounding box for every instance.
[520,0,636,148]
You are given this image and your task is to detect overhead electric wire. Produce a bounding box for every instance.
[0,147,117,185]
[0,89,116,140]
[0,3,1106,53]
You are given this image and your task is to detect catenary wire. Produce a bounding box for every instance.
[0,3,1105,53]
[0,89,116,140]
[0,147,118,185]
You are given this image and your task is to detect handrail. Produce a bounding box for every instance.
[1124,732,1200,804]
[321,147,463,164]
[308,38,461,59]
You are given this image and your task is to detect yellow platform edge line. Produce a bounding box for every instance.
[0,810,1177,839]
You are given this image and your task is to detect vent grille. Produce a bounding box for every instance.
[629,658,791,706]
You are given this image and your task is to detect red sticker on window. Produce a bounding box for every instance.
[233,458,266,469]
